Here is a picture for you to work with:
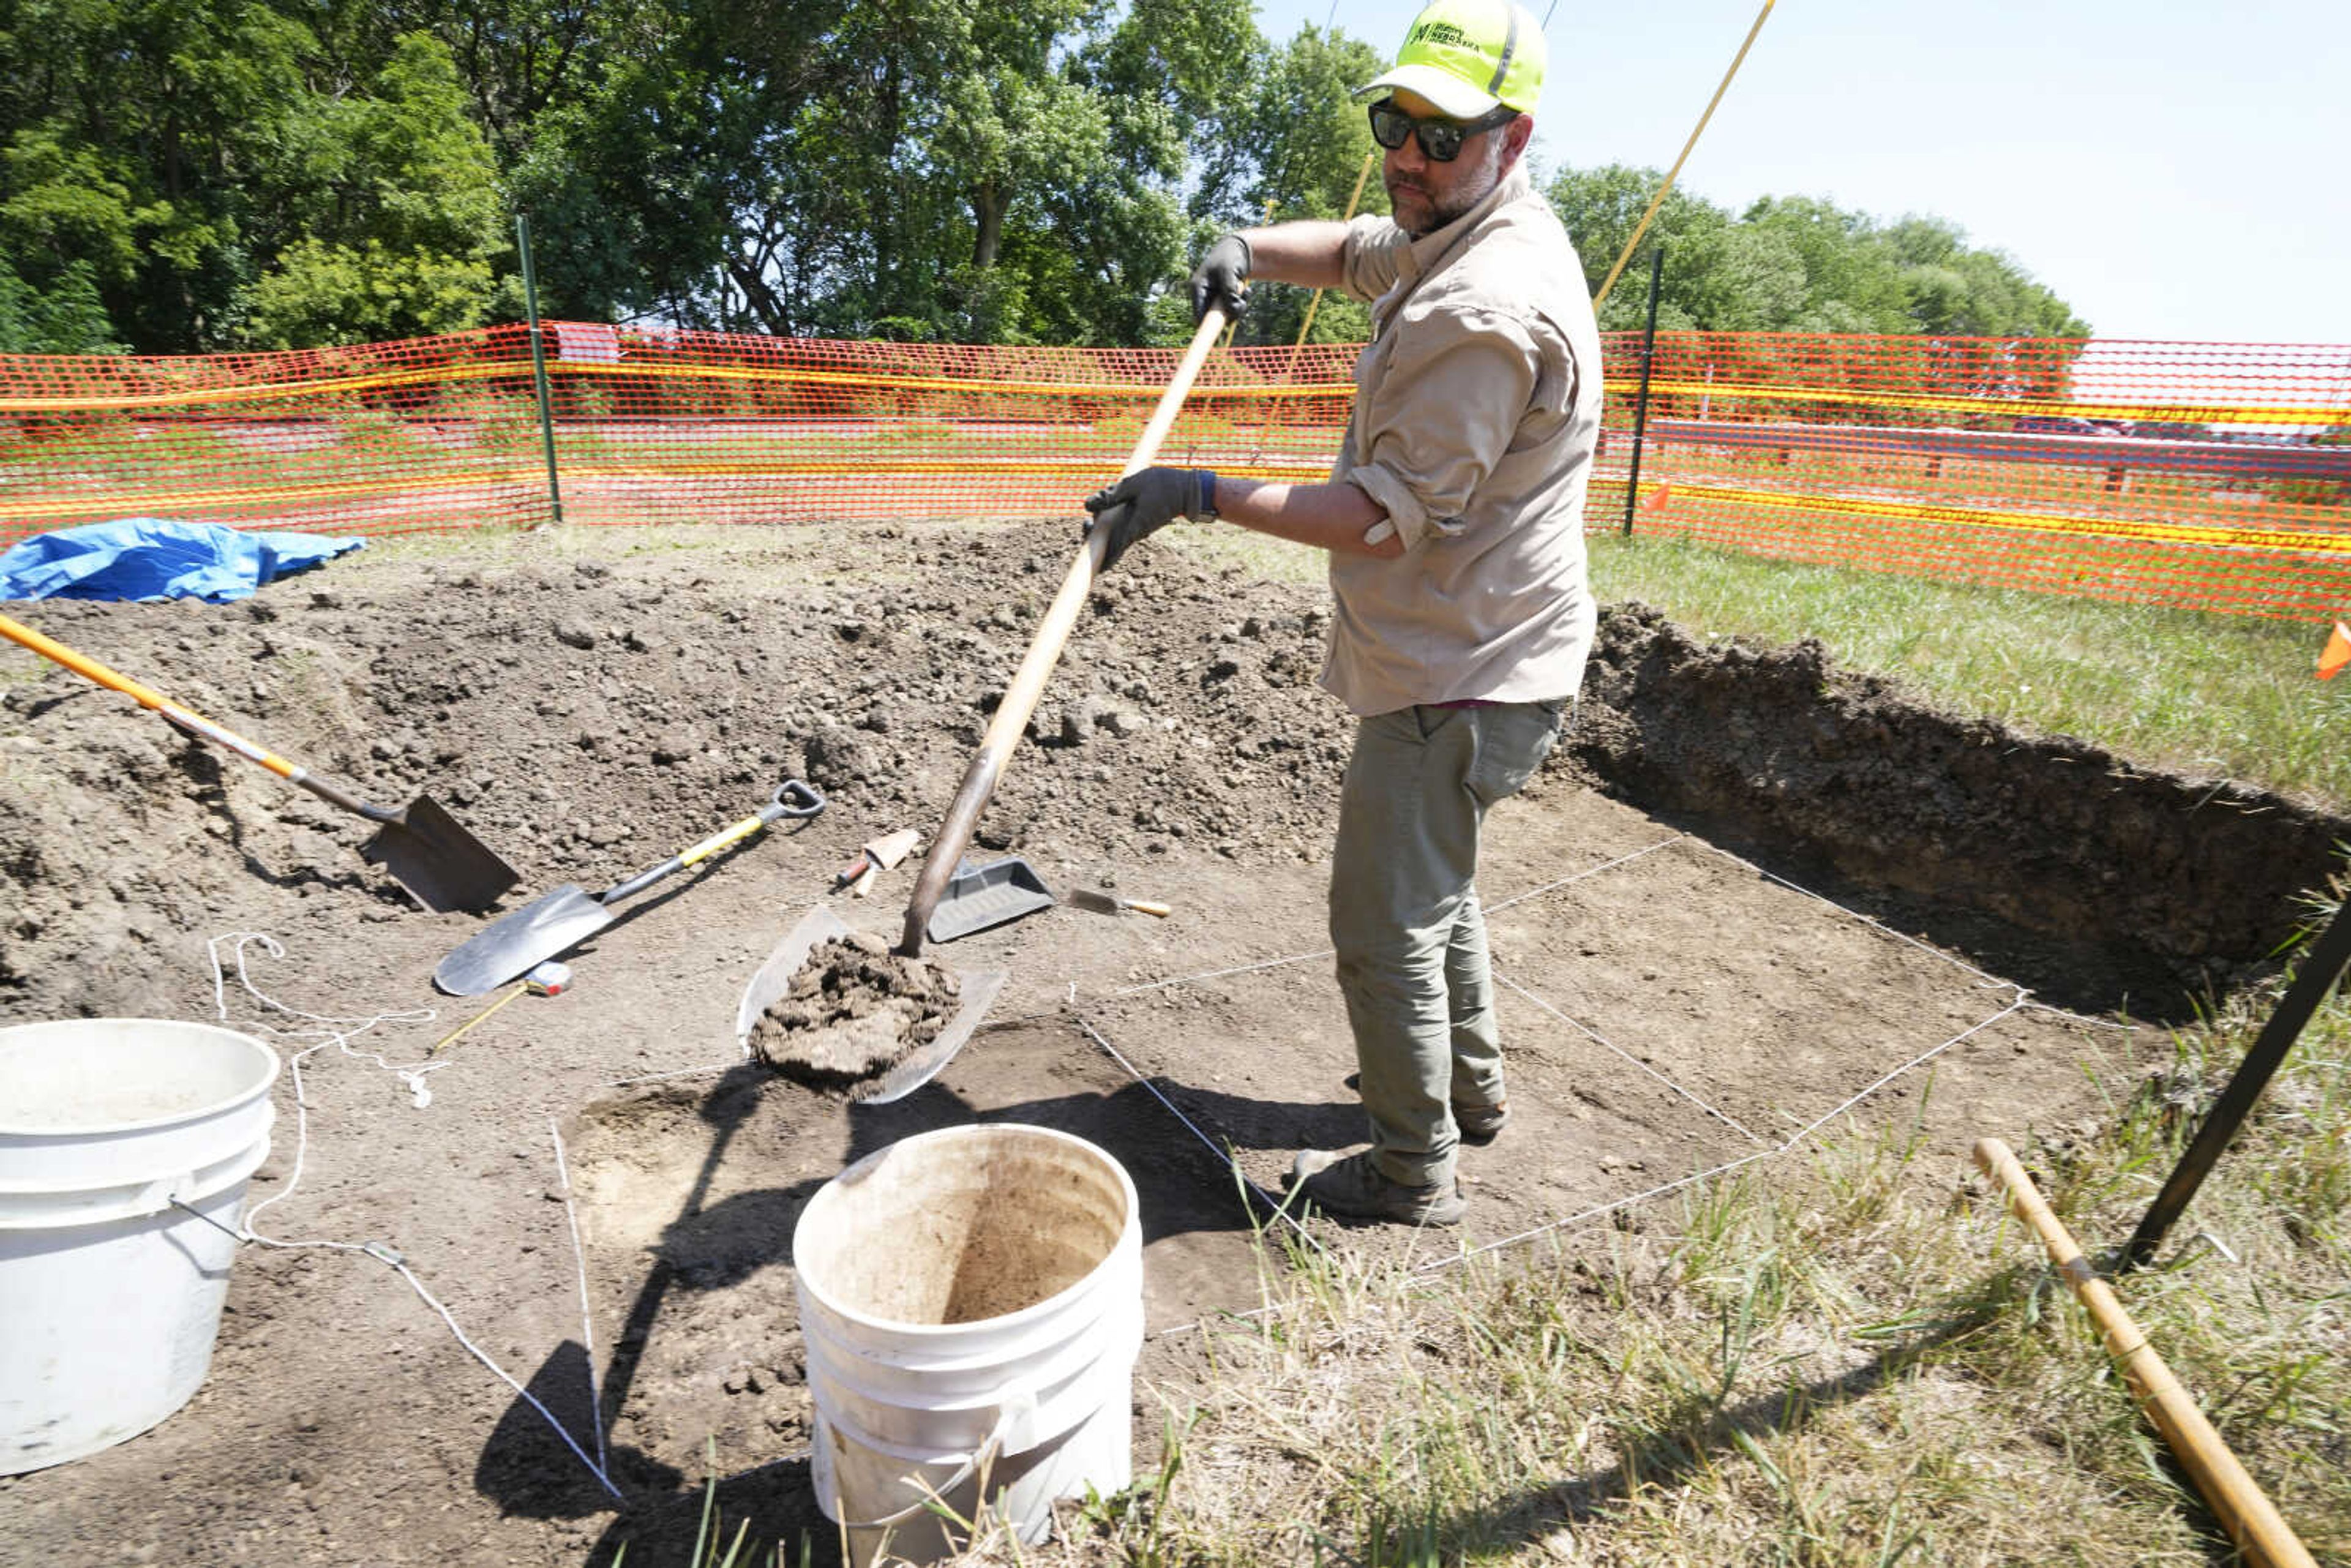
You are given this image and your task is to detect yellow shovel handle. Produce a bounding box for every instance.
[0,610,299,778]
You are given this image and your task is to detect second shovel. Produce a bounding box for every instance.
[435,779,824,994]
[0,610,516,913]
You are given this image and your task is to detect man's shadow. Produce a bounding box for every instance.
[476,1052,1358,1562]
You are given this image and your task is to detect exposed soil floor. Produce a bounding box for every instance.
[0,520,2342,1566]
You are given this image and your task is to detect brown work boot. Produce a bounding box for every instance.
[1289,1149,1465,1226]
[1453,1099,1509,1146]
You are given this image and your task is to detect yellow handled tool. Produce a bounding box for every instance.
[433,779,825,995]
[0,609,516,912]
[1974,1138,2317,1568]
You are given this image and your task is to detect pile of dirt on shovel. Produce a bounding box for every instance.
[748,931,962,1093]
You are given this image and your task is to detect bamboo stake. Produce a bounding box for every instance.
[1592,0,1775,309]
[1973,1138,2317,1568]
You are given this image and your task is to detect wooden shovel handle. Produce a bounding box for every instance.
[1974,1139,2317,1568]
[898,306,1228,956]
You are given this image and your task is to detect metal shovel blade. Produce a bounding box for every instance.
[433,885,613,996]
[361,794,522,914]
[738,905,1005,1104]
[863,968,1004,1103]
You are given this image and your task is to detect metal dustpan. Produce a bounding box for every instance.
[737,906,1005,1104]
[927,855,1055,943]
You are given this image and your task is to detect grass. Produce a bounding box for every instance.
[1169,525,2350,811]
[991,898,2348,1567]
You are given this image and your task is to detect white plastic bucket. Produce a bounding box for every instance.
[794,1123,1143,1567]
[0,1018,280,1475]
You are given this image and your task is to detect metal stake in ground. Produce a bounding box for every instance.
[2123,897,2351,1269]
[896,304,1230,958]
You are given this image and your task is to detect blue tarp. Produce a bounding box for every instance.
[0,519,366,604]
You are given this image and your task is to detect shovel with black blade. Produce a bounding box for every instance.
[435,778,825,995]
[0,610,517,913]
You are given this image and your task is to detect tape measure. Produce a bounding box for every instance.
[525,961,572,997]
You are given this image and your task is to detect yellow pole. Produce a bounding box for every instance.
[1592,0,1776,309]
[1289,151,1378,361]
[1974,1139,2319,1568]
[428,981,527,1056]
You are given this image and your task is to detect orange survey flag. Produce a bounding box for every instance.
[2320,621,2351,680]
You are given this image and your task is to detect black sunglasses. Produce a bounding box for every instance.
[1367,98,1518,163]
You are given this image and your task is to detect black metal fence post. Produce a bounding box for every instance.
[1622,242,1665,537]
[2124,896,2351,1270]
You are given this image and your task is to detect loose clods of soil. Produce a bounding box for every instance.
[748,931,962,1093]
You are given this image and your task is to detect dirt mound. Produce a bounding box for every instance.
[0,525,1363,1022]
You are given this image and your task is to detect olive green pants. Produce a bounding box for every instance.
[1329,699,1567,1188]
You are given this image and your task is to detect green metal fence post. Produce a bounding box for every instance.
[515,214,566,527]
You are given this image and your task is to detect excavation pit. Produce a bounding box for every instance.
[0,520,2341,1565]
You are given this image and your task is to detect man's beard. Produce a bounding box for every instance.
[1387,142,1505,238]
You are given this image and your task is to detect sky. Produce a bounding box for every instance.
[1250,0,2350,346]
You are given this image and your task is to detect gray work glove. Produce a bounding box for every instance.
[1083,467,1218,572]
[1190,233,1251,324]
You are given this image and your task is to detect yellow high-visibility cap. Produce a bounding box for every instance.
[1356,0,1547,119]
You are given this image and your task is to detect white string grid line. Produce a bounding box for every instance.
[197,816,2114,1508]
[1074,1019,1320,1252]
[1046,834,2078,1297]
[548,1117,609,1479]
[204,932,625,1503]
[1498,972,1766,1146]
[1428,992,2037,1270]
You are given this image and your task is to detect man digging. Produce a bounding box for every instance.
[1084,0,1600,1226]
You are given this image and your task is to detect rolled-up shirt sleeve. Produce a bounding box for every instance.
[1340,216,1410,302]
[1347,307,1542,551]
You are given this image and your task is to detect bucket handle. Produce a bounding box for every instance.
[829,1389,1034,1534]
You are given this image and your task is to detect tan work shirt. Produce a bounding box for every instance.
[1321,163,1604,717]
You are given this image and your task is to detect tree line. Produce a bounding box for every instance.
[0,0,2087,356]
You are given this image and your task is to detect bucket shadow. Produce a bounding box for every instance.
[476,1064,819,1523]
[486,1051,1313,1558]
[473,1338,667,1517]
[582,1457,839,1568]
[845,1075,1310,1243]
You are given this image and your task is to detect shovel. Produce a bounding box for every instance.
[435,778,824,995]
[735,906,1005,1103]
[897,303,1229,958]
[0,609,517,913]
[734,306,1228,1097]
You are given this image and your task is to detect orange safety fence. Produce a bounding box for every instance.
[1,324,2345,621]
[1610,334,2351,621]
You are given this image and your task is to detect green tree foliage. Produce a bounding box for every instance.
[1188,24,1390,350]
[0,0,316,349]
[242,33,509,347]
[1548,165,2090,340]
[0,3,2096,354]
[0,261,120,353]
